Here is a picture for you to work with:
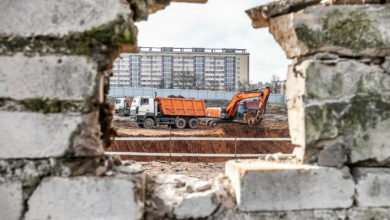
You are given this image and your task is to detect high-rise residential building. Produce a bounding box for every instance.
[110,47,249,91]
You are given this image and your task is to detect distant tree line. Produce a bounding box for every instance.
[158,72,285,93]
[238,74,285,94]
[158,71,235,91]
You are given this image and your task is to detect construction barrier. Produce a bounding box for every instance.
[108,87,286,104]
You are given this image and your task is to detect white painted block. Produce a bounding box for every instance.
[0,178,23,220]
[0,0,129,36]
[0,111,102,159]
[0,54,97,100]
[226,160,355,211]
[355,168,390,207]
[26,176,143,220]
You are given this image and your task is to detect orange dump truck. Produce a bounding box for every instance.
[130,96,206,129]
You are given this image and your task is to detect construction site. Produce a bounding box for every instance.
[109,102,292,159]
[107,96,293,176]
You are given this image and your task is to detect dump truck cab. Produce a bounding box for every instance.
[115,97,133,117]
[130,96,155,124]
[115,98,126,112]
[130,96,206,129]
[130,96,155,116]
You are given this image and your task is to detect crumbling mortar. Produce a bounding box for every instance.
[0,98,90,114]
[0,14,137,72]
[296,52,388,66]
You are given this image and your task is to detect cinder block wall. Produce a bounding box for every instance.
[237,1,390,219]
[0,0,167,219]
[1,0,390,219]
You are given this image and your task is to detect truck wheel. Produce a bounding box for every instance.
[210,121,217,127]
[143,118,154,129]
[175,118,186,129]
[118,109,125,117]
[188,118,200,129]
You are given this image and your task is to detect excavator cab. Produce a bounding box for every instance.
[225,87,271,124]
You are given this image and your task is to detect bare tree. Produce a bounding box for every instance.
[173,71,196,89]
[205,79,221,91]
[270,74,282,94]
[237,80,248,92]
[158,78,165,89]
[193,73,203,90]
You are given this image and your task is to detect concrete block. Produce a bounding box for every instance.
[329,0,389,4]
[354,168,390,207]
[0,111,103,159]
[226,160,355,211]
[268,5,390,58]
[0,178,23,220]
[174,190,218,219]
[214,208,347,220]
[245,0,321,28]
[348,208,390,220]
[288,59,390,165]
[25,176,144,220]
[0,54,97,101]
[0,0,130,37]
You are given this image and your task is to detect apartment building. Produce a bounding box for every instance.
[110,47,249,90]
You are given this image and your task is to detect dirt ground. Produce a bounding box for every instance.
[107,104,294,162]
[140,161,225,180]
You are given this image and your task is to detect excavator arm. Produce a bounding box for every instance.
[225,87,271,123]
[254,87,270,125]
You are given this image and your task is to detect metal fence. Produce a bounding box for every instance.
[108,87,286,104]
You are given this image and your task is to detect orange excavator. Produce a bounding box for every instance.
[206,87,271,126]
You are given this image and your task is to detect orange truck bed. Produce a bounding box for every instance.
[156,97,206,117]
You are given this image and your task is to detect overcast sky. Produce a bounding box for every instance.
[136,0,291,84]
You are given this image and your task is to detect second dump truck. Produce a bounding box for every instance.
[130,96,206,129]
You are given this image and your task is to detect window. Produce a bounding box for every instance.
[141,98,149,105]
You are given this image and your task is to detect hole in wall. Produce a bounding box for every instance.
[105,0,295,178]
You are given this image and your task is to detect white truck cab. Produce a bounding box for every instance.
[115,98,126,112]
[130,96,155,118]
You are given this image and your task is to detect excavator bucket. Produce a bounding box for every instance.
[246,87,270,126]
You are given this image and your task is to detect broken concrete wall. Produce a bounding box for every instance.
[2,0,390,219]
[247,0,390,166]
[215,0,390,219]
[0,0,187,219]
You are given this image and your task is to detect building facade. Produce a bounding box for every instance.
[110,47,249,91]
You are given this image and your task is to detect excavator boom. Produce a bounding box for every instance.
[225,91,261,119]
[225,87,271,123]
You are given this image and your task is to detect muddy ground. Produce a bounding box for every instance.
[107,104,294,162]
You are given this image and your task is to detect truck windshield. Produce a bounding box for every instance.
[115,100,121,104]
